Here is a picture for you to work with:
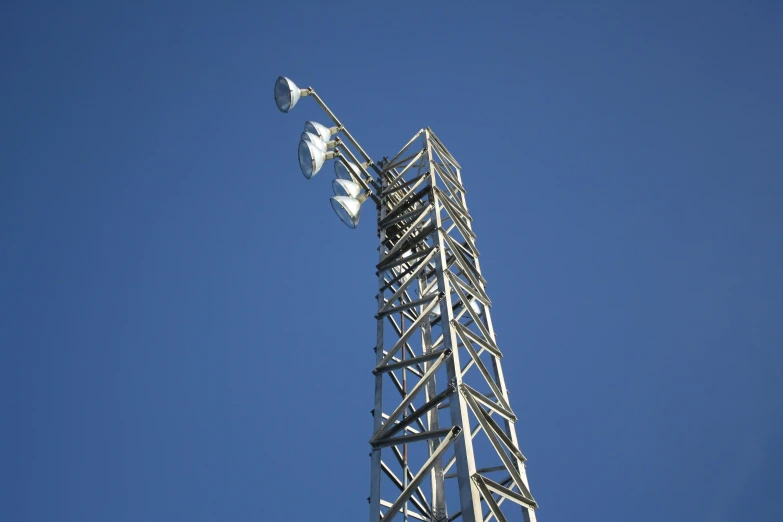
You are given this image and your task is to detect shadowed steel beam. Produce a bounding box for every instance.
[379,383,457,440]
[380,427,462,522]
[372,427,455,449]
[374,348,450,375]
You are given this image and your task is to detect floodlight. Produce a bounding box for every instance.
[330,192,369,229]
[274,77,308,113]
[301,131,336,152]
[332,178,362,199]
[334,158,365,181]
[301,132,327,152]
[304,121,338,142]
[299,139,336,179]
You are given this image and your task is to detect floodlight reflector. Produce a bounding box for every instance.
[274,76,306,113]
[332,179,362,198]
[301,131,328,152]
[298,139,334,179]
[304,121,337,142]
[330,196,361,229]
[334,158,362,181]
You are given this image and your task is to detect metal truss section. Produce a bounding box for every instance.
[369,129,538,522]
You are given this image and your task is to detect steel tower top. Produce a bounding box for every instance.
[274,76,539,522]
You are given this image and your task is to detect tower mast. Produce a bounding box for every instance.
[369,129,538,522]
[273,77,539,522]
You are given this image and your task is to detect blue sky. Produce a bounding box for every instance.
[2,1,782,521]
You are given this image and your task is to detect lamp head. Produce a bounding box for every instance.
[330,196,362,229]
[298,139,334,179]
[301,131,328,152]
[304,121,337,142]
[332,178,362,198]
[334,158,362,181]
[274,76,307,113]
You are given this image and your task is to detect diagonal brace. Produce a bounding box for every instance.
[380,426,462,522]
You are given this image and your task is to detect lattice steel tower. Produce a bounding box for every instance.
[274,77,539,522]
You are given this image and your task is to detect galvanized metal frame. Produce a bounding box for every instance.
[368,129,538,522]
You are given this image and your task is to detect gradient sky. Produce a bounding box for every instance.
[2,2,782,521]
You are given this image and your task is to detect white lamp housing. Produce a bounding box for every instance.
[330,192,369,229]
[332,178,362,199]
[304,121,338,142]
[334,158,367,182]
[301,131,335,151]
[299,139,336,179]
[274,76,309,113]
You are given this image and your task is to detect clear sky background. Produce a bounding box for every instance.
[2,2,782,521]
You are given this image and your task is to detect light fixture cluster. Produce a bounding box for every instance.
[275,76,373,229]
